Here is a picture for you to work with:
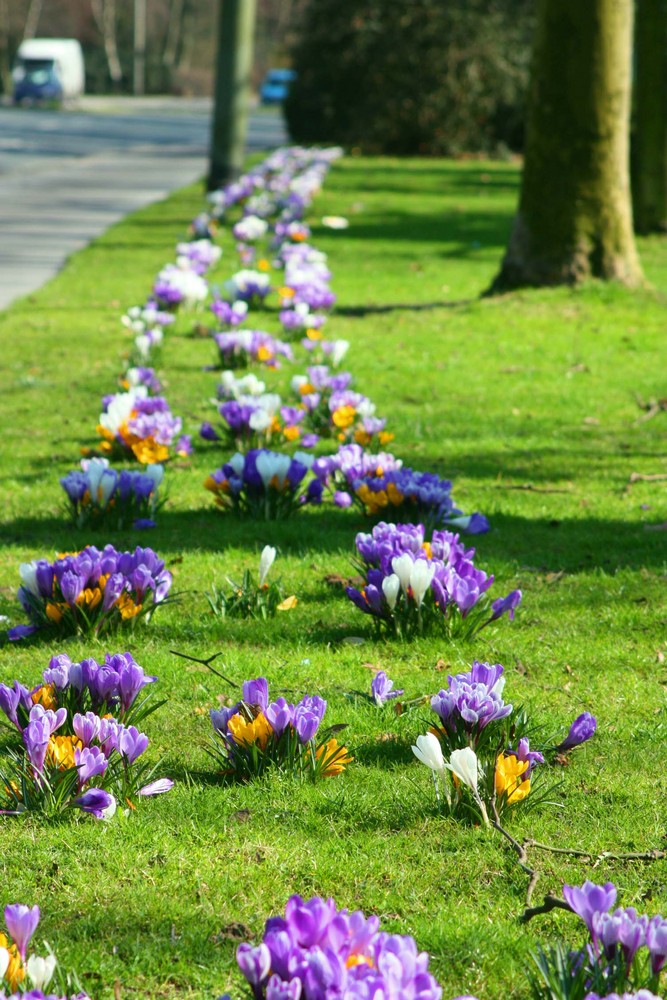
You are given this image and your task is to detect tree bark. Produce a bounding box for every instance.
[491,0,643,290]
[91,0,123,87]
[632,0,667,233]
[22,0,44,40]
[207,0,257,190]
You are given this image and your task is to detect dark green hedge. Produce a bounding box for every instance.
[285,0,536,156]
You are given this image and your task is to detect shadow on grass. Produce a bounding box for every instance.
[337,298,472,317]
[335,209,513,249]
[1,504,664,575]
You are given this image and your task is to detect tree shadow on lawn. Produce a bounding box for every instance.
[1,507,664,575]
[472,512,667,574]
[335,209,513,249]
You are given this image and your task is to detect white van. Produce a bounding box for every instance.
[12,39,85,103]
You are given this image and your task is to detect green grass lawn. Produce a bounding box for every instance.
[0,156,666,999]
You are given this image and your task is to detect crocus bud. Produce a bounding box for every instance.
[557,712,597,751]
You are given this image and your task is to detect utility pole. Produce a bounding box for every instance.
[134,0,146,96]
[207,0,257,191]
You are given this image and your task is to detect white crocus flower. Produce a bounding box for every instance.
[293,451,314,469]
[232,300,249,320]
[0,947,10,981]
[291,375,309,393]
[382,574,401,611]
[445,748,489,825]
[391,553,414,596]
[98,470,117,509]
[249,409,272,432]
[411,733,445,774]
[410,560,435,608]
[259,546,276,587]
[98,391,140,436]
[256,452,291,488]
[101,794,117,821]
[134,334,151,359]
[329,340,350,367]
[445,748,479,792]
[19,562,40,597]
[227,453,245,477]
[27,954,57,991]
[85,458,109,499]
[143,464,164,490]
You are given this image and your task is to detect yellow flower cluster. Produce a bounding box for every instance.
[494,754,531,804]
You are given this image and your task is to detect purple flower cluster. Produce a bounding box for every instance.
[204,449,322,519]
[153,262,208,308]
[346,521,521,639]
[312,444,489,532]
[279,303,326,334]
[214,330,294,369]
[290,368,386,445]
[0,651,155,732]
[211,677,327,746]
[229,894,442,1000]
[211,297,249,328]
[60,458,163,530]
[431,661,512,739]
[8,544,172,640]
[175,238,222,273]
[561,880,667,987]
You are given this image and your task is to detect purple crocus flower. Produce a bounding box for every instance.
[646,914,667,975]
[489,589,522,622]
[7,624,39,640]
[0,681,32,730]
[138,778,174,796]
[117,654,155,712]
[237,942,271,991]
[507,737,544,775]
[243,678,270,711]
[371,671,404,706]
[73,712,101,747]
[4,903,40,960]
[200,421,221,442]
[557,712,597,751]
[75,745,109,786]
[75,788,116,820]
[563,880,617,933]
[117,725,149,764]
[265,698,294,737]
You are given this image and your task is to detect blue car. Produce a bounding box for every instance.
[260,69,296,105]
[13,59,63,103]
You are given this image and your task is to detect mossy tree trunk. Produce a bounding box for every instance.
[207,0,257,191]
[632,0,667,233]
[491,0,643,290]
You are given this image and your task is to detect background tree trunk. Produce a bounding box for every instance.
[22,0,44,40]
[207,0,257,190]
[91,0,123,88]
[491,0,643,290]
[632,0,667,233]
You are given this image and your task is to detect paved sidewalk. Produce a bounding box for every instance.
[0,102,285,310]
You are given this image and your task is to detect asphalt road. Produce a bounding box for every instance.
[0,97,287,310]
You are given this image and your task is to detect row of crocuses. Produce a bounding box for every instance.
[11,143,522,646]
[0,149,615,1000]
[3,881,667,999]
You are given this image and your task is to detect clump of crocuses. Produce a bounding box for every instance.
[8,545,172,640]
[208,677,351,781]
[291,366,390,448]
[528,879,667,1000]
[60,458,164,530]
[204,450,322,519]
[214,330,294,370]
[96,387,189,464]
[0,902,90,996]
[313,444,489,532]
[206,545,297,619]
[0,651,172,820]
[412,660,596,823]
[221,894,442,999]
[346,521,521,640]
